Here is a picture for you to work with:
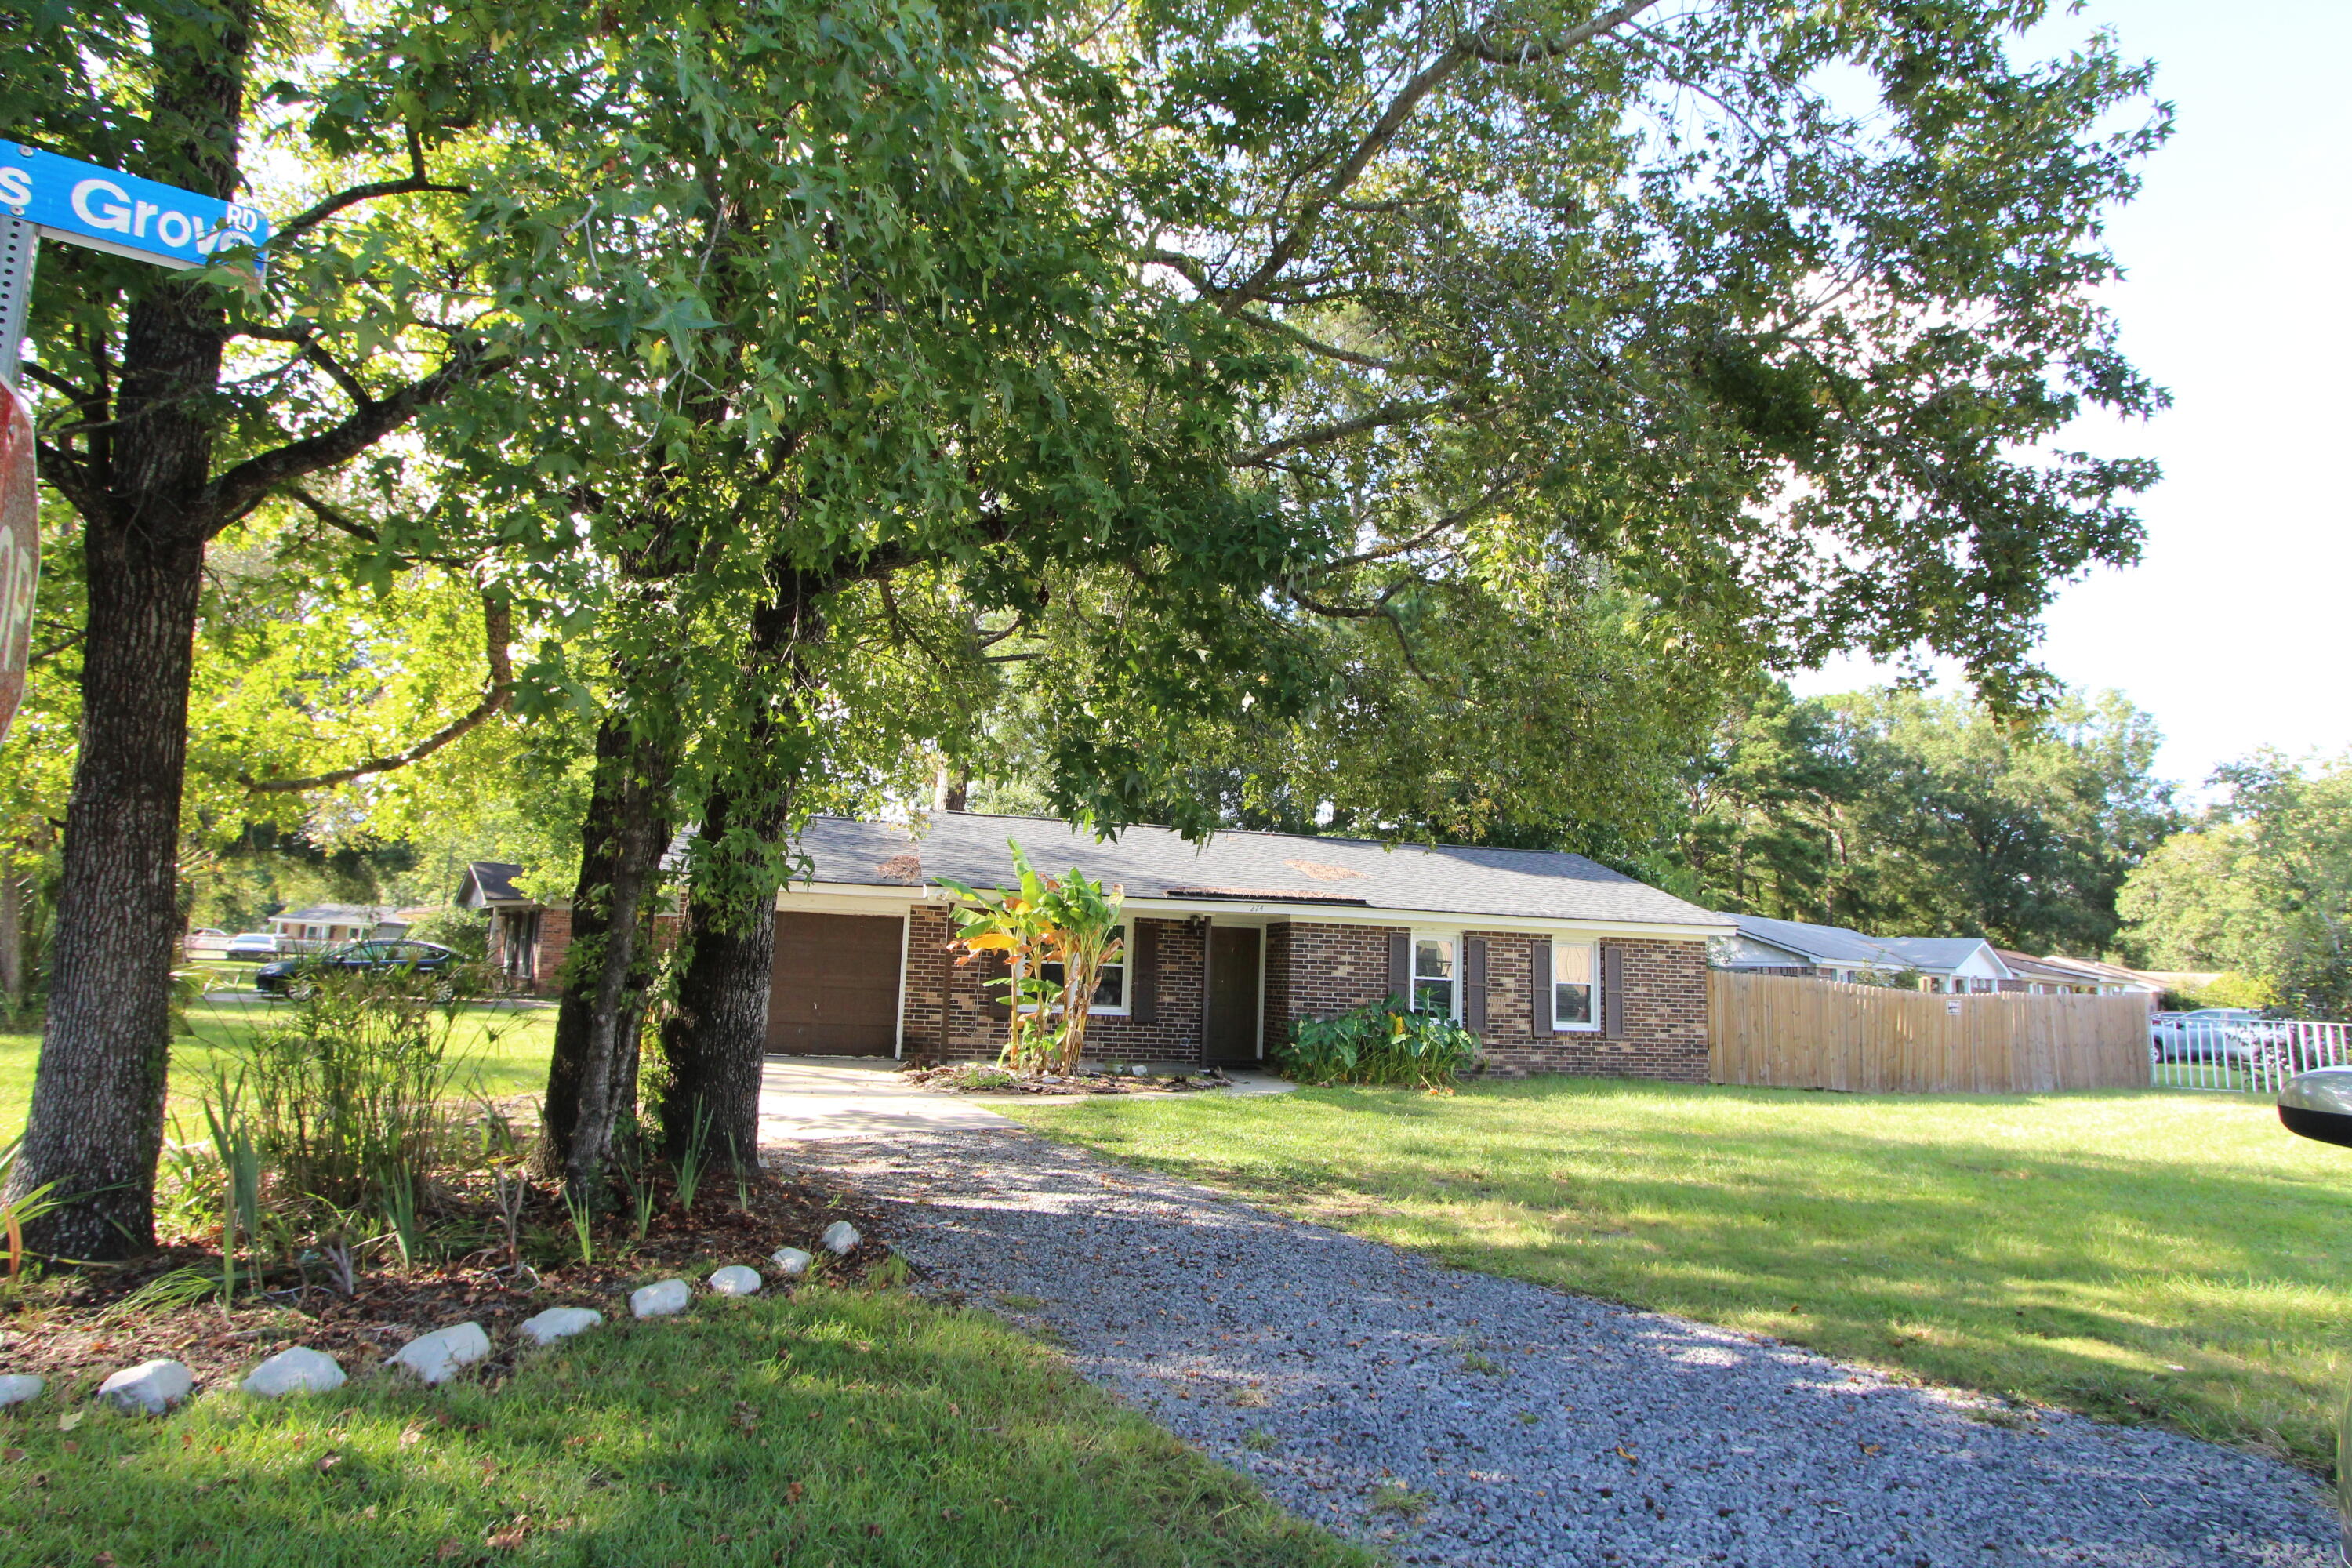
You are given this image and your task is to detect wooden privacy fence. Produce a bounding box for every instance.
[1708,971,2151,1093]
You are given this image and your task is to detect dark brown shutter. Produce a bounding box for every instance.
[983,951,1012,1020]
[1130,921,1158,1025]
[1601,944,1624,1037]
[1387,931,1411,1007]
[1463,937,1488,1032]
[1529,937,1552,1034]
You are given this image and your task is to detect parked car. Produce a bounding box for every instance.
[253,939,459,996]
[183,927,230,959]
[2272,1069,2352,1559]
[2149,1007,2287,1063]
[222,931,282,959]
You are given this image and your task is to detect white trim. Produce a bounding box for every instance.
[1550,938,1600,1033]
[1410,929,1463,1021]
[892,912,910,1060]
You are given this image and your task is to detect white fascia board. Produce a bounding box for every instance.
[780,881,1731,940]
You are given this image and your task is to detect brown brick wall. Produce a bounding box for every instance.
[1263,920,1407,1041]
[1468,932,1709,1082]
[532,909,572,998]
[902,913,1208,1066]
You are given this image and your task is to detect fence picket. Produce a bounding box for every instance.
[1708,973,2151,1094]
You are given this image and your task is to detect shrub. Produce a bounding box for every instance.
[1273,1000,1482,1089]
[405,906,490,961]
[232,970,468,1217]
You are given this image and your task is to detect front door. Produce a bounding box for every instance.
[768,913,903,1055]
[1204,925,1262,1065]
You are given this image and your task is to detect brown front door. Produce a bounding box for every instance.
[768,913,903,1055]
[1204,925,1261,1065]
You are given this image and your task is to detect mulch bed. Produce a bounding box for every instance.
[0,1167,897,1399]
[905,1064,1237,1096]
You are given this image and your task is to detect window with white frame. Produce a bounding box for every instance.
[1411,935,1456,1016]
[1552,941,1598,1031]
[1038,924,1127,1014]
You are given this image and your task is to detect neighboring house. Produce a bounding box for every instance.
[773,812,1730,1079]
[266,903,408,946]
[454,861,572,993]
[1871,936,2013,994]
[468,813,1732,1078]
[1712,913,2019,994]
[2034,954,2187,1009]
[1711,913,1911,984]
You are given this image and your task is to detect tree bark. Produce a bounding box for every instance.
[5,4,250,1257]
[0,854,24,1014]
[656,568,826,1171]
[535,710,676,1197]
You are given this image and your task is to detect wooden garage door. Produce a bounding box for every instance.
[768,913,904,1055]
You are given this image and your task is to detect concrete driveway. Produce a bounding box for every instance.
[757,1056,1018,1144]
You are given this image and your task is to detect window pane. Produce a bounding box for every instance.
[1554,942,1594,1028]
[1414,938,1453,979]
[1413,976,1454,1015]
[1094,961,1124,1008]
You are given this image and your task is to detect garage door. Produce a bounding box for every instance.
[768,913,904,1055]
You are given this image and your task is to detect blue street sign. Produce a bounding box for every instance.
[0,142,269,272]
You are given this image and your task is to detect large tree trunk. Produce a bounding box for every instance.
[6,10,249,1254]
[13,531,206,1256]
[535,710,677,1197]
[656,568,826,1171]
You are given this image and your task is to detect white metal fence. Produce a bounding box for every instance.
[2151,1016,2352,1095]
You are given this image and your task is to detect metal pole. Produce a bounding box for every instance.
[0,216,34,387]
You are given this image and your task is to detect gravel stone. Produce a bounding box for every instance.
[386,1322,491,1385]
[793,1127,2337,1567]
[708,1265,762,1297]
[518,1307,603,1347]
[0,1373,43,1408]
[631,1279,692,1319]
[98,1359,194,1414]
[241,1347,346,1398]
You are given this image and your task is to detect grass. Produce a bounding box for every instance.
[1007,1078,2352,1471]
[0,1284,1370,1567]
[0,994,557,1142]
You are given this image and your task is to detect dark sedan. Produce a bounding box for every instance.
[253,938,459,996]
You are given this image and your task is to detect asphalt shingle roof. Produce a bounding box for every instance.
[1716,913,1905,967]
[793,812,1725,929]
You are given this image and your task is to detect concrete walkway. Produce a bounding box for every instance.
[757,1056,1018,1144]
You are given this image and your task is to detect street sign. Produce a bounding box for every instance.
[0,383,37,744]
[0,142,270,270]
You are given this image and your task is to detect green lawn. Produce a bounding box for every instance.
[0,1283,1369,1567]
[1008,1079,2352,1470]
[0,996,557,1142]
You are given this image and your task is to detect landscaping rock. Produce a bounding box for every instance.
[769,1246,813,1277]
[98,1359,193,1415]
[241,1347,346,1399]
[630,1279,692,1318]
[819,1220,861,1254]
[518,1307,603,1347]
[386,1322,492,1385]
[707,1265,762,1297]
[0,1374,43,1408]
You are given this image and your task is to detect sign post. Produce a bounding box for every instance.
[0,142,270,740]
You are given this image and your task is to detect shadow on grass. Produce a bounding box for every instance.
[0,1287,1370,1567]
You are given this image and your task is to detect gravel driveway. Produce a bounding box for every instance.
[788,1124,2336,1567]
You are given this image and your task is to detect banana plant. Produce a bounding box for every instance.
[938,843,1067,1073]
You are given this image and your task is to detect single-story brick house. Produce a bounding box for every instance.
[774,812,1731,1080]
[454,860,574,994]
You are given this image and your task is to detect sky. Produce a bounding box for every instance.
[1791,0,2352,795]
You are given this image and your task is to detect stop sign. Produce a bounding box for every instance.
[0,381,36,742]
